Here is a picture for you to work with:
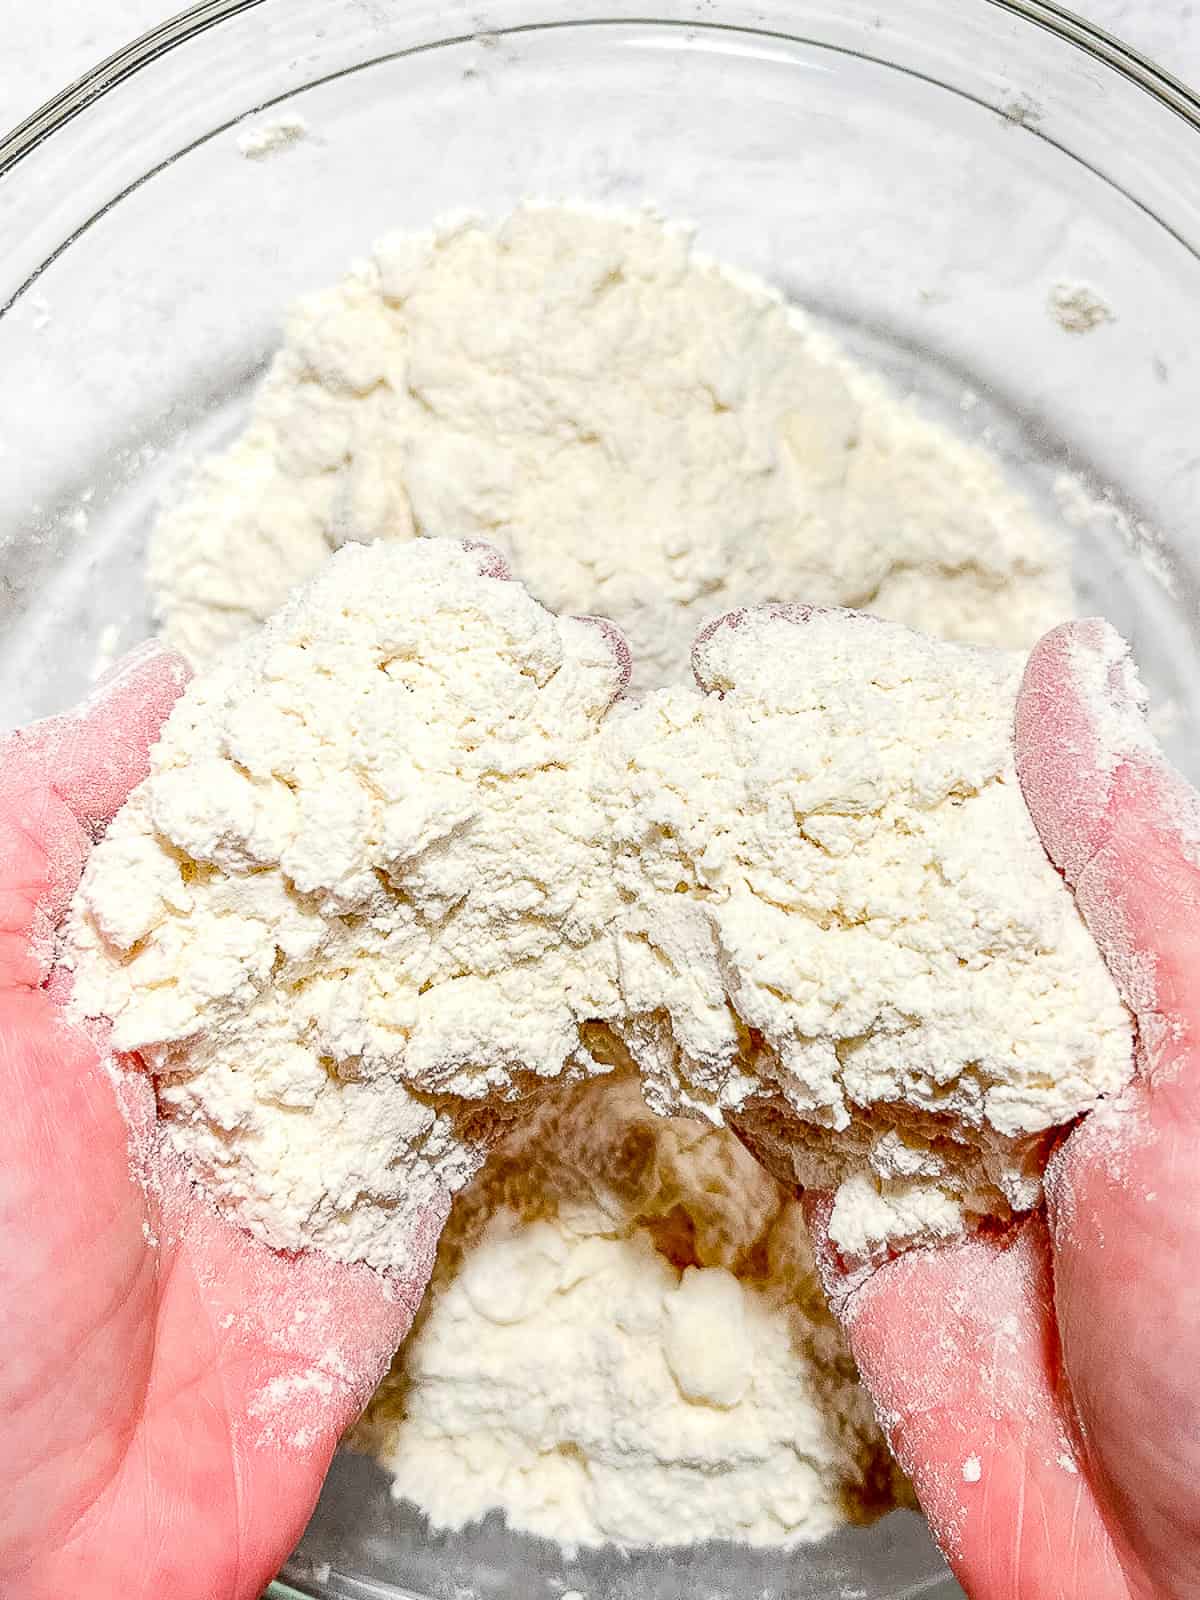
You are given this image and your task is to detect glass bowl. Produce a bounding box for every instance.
[4,2,1200,1596]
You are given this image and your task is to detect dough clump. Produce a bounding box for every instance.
[69,545,1132,1266]
[69,540,626,1272]
[603,606,1133,1257]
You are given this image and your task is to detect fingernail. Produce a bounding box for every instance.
[691,601,830,691]
[573,614,633,692]
[1063,619,1152,765]
[460,540,513,582]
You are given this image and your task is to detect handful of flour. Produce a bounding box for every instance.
[68,541,1131,1268]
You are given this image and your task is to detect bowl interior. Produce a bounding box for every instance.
[2,6,1198,1598]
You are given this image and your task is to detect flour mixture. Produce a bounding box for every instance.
[353,1077,909,1551]
[69,541,626,1272]
[87,203,1106,1554]
[148,203,1070,687]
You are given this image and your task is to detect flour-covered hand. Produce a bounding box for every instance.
[809,619,1200,1600]
[0,648,435,1600]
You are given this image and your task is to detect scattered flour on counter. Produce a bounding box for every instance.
[353,1078,908,1550]
[67,540,627,1272]
[148,203,1072,686]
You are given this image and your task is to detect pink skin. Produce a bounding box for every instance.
[1,550,632,1600]
[0,644,439,1600]
[13,589,1186,1598]
[802,616,1200,1600]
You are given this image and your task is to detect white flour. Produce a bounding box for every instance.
[354,1078,907,1550]
[148,204,1070,687]
[69,540,626,1272]
[603,608,1131,1256]
[70,549,1129,1273]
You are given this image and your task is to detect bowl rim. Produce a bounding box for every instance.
[0,2,1193,1597]
[2,0,1200,178]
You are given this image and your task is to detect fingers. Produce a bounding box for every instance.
[170,1187,441,1442]
[573,614,633,693]
[0,789,89,989]
[0,644,189,990]
[691,600,827,690]
[1006,619,1200,1596]
[809,1203,1136,1600]
[1043,1073,1200,1600]
[461,537,634,692]
[460,539,513,582]
[1016,619,1200,1057]
[0,640,190,836]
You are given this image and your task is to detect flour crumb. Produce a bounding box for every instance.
[962,1455,982,1484]
[1048,282,1115,335]
[238,114,310,160]
[1057,1451,1079,1474]
[999,92,1043,128]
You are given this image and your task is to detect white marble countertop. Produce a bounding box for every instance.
[3,0,1200,133]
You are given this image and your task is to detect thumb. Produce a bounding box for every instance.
[0,640,190,834]
[1016,620,1200,1598]
[1015,618,1200,1060]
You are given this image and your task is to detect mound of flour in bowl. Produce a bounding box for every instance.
[353,1076,909,1550]
[148,203,1071,687]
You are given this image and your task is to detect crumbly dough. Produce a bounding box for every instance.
[70,547,1131,1269]
[604,606,1133,1256]
[148,204,1071,688]
[354,1077,908,1550]
[68,540,625,1272]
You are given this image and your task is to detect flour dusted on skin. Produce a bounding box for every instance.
[354,1078,908,1549]
[67,541,626,1272]
[148,204,1071,686]
[600,608,1134,1257]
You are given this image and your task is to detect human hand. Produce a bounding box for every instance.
[808,618,1200,1600]
[0,647,441,1600]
